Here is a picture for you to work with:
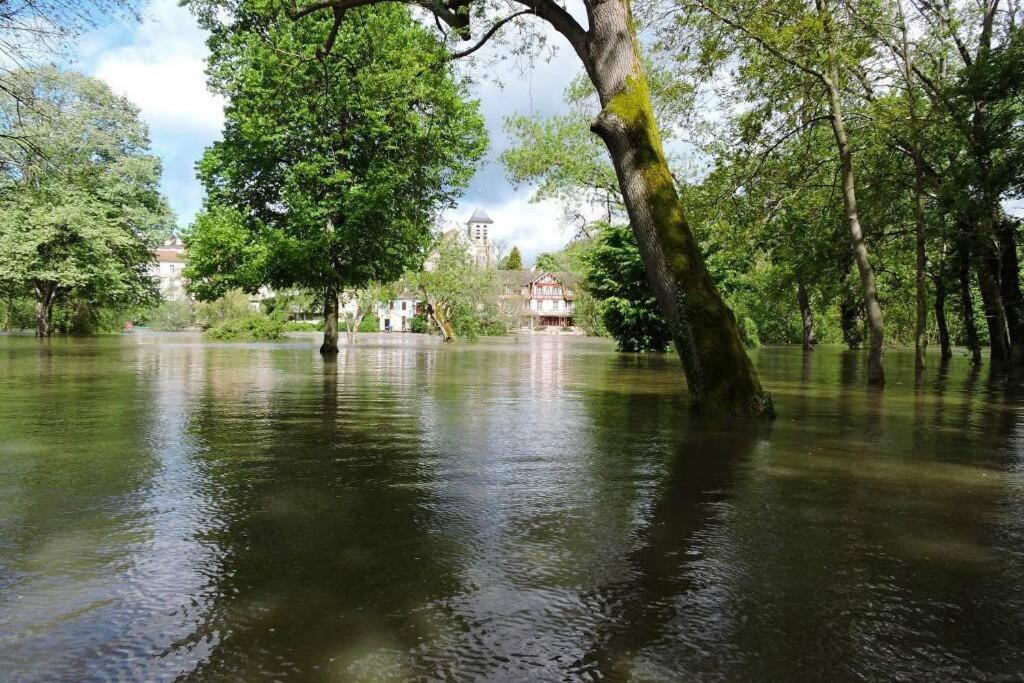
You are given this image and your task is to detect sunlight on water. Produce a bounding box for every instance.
[1,333,1023,680]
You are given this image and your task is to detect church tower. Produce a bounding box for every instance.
[466,207,496,267]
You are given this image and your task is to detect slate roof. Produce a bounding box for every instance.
[468,207,494,224]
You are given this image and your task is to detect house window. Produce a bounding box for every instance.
[389,301,394,310]
[401,301,407,311]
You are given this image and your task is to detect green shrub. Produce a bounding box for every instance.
[195,290,252,329]
[204,313,285,341]
[1,296,36,331]
[146,299,194,331]
[358,315,379,333]
[284,320,322,332]
[409,313,428,333]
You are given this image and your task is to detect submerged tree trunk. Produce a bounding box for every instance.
[973,231,1011,364]
[586,0,772,417]
[797,282,816,351]
[958,239,983,365]
[913,161,928,370]
[321,284,339,355]
[33,282,55,339]
[823,72,884,384]
[343,314,362,345]
[996,217,1024,363]
[934,278,952,361]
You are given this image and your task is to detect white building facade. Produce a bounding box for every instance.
[151,236,187,301]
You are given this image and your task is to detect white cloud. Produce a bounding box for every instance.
[90,0,223,133]
[444,196,601,265]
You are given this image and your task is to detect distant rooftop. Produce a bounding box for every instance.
[468,207,493,224]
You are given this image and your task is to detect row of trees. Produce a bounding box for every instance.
[502,0,1023,390]
[185,0,776,416]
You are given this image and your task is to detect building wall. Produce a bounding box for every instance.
[377,297,418,331]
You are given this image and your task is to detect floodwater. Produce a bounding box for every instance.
[1,333,1022,681]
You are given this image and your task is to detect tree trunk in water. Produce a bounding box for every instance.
[973,233,1011,364]
[913,161,928,370]
[585,0,772,417]
[824,75,884,385]
[934,278,952,361]
[34,283,55,339]
[321,285,339,355]
[344,315,360,345]
[958,239,983,365]
[996,217,1024,363]
[428,303,455,342]
[797,282,816,351]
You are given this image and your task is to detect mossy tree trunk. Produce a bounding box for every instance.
[321,284,339,355]
[585,0,772,417]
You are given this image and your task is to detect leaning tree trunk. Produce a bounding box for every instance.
[797,281,816,351]
[958,238,983,365]
[934,277,952,361]
[585,0,772,417]
[824,76,885,385]
[321,284,339,355]
[427,302,455,342]
[33,282,56,339]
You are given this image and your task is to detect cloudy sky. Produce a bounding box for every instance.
[74,0,591,265]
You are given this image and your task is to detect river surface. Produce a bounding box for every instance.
[1,333,1023,681]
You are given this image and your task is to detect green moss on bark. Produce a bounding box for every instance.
[598,70,774,418]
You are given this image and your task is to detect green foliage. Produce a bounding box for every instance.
[194,290,253,329]
[534,253,561,272]
[572,290,608,337]
[409,236,495,341]
[585,224,671,353]
[187,5,487,331]
[409,313,429,333]
[204,313,285,341]
[284,320,323,332]
[184,205,266,301]
[503,247,523,270]
[1,296,35,331]
[358,315,380,333]
[0,67,172,330]
[146,300,194,331]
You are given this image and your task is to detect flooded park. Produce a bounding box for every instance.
[1,333,1022,680]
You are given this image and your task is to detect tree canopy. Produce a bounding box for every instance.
[185,4,487,351]
[0,67,172,336]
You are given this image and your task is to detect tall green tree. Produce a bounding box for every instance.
[0,67,171,337]
[188,0,774,417]
[503,246,523,270]
[672,0,888,384]
[410,235,495,341]
[586,224,672,352]
[186,5,486,354]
